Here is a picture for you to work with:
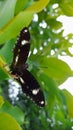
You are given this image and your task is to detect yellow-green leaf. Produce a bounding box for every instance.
[0,96,4,108]
[0,56,9,80]
[0,100,24,125]
[0,11,33,44]
[37,57,73,83]
[0,0,49,44]
[60,0,73,16]
[63,89,73,118]
[27,0,50,13]
[0,112,22,130]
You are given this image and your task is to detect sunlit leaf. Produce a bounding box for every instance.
[15,0,28,15]
[63,89,73,118]
[0,112,22,130]
[55,109,65,122]
[0,96,4,108]
[0,0,49,44]
[0,0,17,28]
[35,57,73,83]
[0,101,24,125]
[27,0,50,13]
[0,11,33,44]
[60,0,73,16]
[0,56,9,80]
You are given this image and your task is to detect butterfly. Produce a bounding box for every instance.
[10,27,45,107]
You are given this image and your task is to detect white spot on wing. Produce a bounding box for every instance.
[24,29,28,33]
[32,89,39,95]
[40,101,44,105]
[21,40,28,45]
[20,77,25,84]
[15,56,19,63]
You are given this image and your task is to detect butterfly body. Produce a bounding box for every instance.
[10,27,45,107]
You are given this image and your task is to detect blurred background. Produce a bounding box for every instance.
[0,0,73,130]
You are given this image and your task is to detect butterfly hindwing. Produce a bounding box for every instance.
[18,70,45,107]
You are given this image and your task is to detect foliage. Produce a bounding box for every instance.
[0,0,73,130]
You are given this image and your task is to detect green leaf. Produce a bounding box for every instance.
[60,0,73,16]
[0,11,33,44]
[55,109,65,122]
[39,73,60,110]
[0,100,24,125]
[27,0,50,13]
[0,67,9,80]
[0,56,9,80]
[0,96,4,108]
[0,0,49,44]
[0,40,16,80]
[35,57,73,83]
[63,89,73,118]
[0,39,15,63]
[47,18,62,30]
[15,0,28,15]
[0,112,22,130]
[0,0,17,28]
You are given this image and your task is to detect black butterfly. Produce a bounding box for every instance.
[10,27,45,107]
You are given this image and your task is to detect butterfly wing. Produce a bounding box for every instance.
[10,27,45,107]
[18,70,45,107]
[10,27,30,73]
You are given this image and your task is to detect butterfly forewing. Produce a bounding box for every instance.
[18,70,45,107]
[10,27,30,73]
